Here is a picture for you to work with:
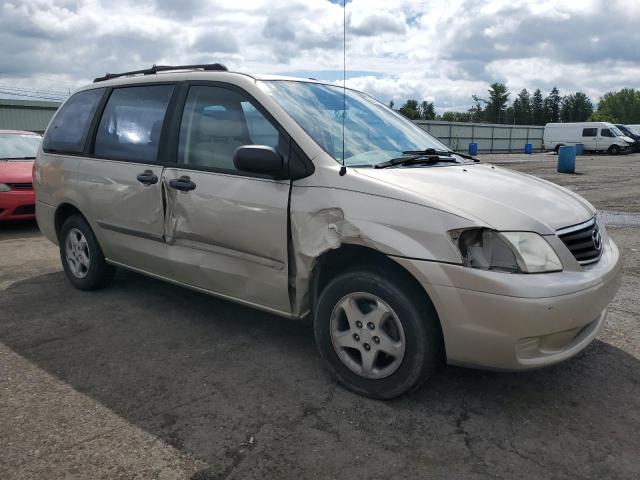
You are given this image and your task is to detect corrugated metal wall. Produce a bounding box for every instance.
[0,99,60,133]
[414,120,545,153]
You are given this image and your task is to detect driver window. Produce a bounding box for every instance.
[601,128,613,138]
[178,86,282,171]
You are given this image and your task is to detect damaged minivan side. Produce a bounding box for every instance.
[35,65,622,399]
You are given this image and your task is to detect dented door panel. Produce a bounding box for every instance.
[162,167,291,314]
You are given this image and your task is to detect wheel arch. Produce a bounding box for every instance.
[54,202,89,241]
[310,244,443,339]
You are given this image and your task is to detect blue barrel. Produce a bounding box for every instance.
[469,142,478,156]
[574,143,585,155]
[524,143,533,154]
[557,145,576,173]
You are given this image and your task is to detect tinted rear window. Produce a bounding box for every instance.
[42,88,105,153]
[582,128,597,137]
[94,85,174,163]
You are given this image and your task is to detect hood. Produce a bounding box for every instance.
[358,163,595,234]
[0,160,34,184]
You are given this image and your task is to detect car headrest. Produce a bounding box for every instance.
[198,111,244,138]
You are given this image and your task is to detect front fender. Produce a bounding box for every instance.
[290,185,477,314]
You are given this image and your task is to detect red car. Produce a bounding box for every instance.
[0,130,42,221]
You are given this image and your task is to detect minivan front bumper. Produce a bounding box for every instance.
[394,237,622,370]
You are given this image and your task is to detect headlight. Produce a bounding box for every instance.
[0,183,12,192]
[450,228,563,273]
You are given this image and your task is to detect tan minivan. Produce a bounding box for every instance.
[35,64,622,398]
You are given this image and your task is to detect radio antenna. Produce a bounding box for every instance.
[339,0,347,176]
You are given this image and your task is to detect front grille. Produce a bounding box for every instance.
[7,182,33,190]
[14,204,35,215]
[557,218,602,265]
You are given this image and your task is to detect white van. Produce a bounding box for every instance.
[543,122,633,155]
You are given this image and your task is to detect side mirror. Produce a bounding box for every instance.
[233,145,285,177]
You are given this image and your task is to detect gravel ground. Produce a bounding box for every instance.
[0,152,639,479]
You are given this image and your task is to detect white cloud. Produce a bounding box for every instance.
[0,0,639,111]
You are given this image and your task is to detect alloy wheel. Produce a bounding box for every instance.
[65,227,91,278]
[330,292,406,379]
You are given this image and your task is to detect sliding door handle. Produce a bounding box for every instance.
[169,176,196,191]
[136,170,158,185]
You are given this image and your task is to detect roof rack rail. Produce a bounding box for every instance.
[93,63,228,83]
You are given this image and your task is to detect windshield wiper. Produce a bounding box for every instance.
[375,154,459,169]
[2,156,36,160]
[403,148,480,162]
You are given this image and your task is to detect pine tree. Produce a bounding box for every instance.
[560,92,594,122]
[532,89,544,125]
[513,89,532,124]
[485,83,510,123]
[543,87,562,123]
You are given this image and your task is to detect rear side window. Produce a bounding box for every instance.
[582,128,597,137]
[43,88,105,154]
[601,128,613,137]
[94,85,174,162]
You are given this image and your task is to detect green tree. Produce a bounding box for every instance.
[531,89,545,125]
[469,95,485,122]
[593,88,640,123]
[398,99,421,120]
[512,89,532,124]
[543,87,562,123]
[560,92,594,122]
[420,100,436,120]
[588,111,619,123]
[484,83,510,123]
[441,111,473,122]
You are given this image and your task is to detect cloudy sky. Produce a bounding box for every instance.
[1,0,639,112]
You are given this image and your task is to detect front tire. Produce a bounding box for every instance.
[60,215,115,290]
[609,145,621,155]
[314,268,443,399]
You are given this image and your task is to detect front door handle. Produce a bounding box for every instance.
[169,176,196,192]
[136,170,158,185]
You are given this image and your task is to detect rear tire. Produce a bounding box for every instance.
[59,215,115,290]
[313,267,443,399]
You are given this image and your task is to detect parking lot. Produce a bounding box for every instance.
[1,152,639,479]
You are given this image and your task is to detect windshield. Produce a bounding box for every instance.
[610,126,624,137]
[259,80,451,167]
[0,133,41,159]
[622,125,639,135]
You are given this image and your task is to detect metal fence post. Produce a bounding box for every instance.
[490,126,495,153]
[508,126,512,152]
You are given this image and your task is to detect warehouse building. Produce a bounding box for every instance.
[0,98,61,133]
